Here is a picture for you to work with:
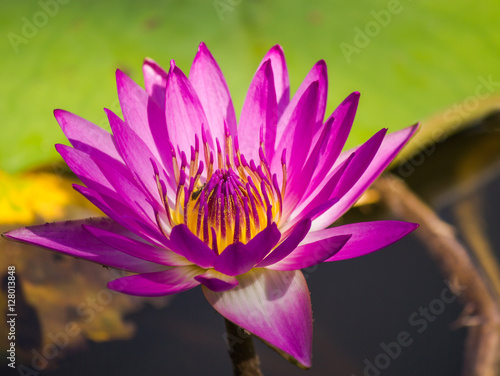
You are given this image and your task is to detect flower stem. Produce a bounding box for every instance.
[224,318,263,376]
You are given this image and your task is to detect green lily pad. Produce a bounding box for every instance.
[1,0,499,172]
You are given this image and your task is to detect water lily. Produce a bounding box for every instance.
[4,43,418,368]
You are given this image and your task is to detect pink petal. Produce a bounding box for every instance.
[203,269,313,368]
[83,224,191,266]
[238,59,278,163]
[142,58,168,108]
[116,69,171,167]
[165,61,212,157]
[54,109,123,163]
[257,218,311,268]
[290,153,354,223]
[169,224,216,269]
[282,197,340,236]
[214,223,281,276]
[3,219,166,273]
[108,265,203,296]
[266,234,351,271]
[311,124,419,230]
[91,153,159,224]
[297,114,335,182]
[73,185,167,247]
[106,109,175,203]
[330,128,386,198]
[194,269,239,292]
[300,221,419,262]
[56,144,116,195]
[288,92,360,216]
[190,42,237,142]
[258,45,290,116]
[274,60,327,150]
[274,81,319,203]
[307,92,360,189]
[294,126,385,221]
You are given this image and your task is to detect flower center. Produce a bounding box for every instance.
[153,128,287,253]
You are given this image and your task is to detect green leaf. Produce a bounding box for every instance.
[1,0,499,172]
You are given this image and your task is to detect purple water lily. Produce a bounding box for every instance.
[4,43,418,368]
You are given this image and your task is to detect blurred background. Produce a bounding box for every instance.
[1,0,500,375]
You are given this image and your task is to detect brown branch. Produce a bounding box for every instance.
[373,173,500,376]
[225,319,263,376]
[454,194,500,301]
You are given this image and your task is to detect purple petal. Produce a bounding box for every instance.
[267,234,351,271]
[170,224,216,269]
[331,128,386,198]
[165,61,212,157]
[91,153,162,225]
[194,269,239,292]
[258,45,290,116]
[214,223,281,276]
[274,60,327,148]
[283,197,340,236]
[238,59,278,163]
[300,114,335,175]
[108,266,203,297]
[3,218,166,273]
[73,185,167,247]
[190,42,238,142]
[57,143,162,230]
[116,69,171,166]
[83,224,190,266]
[311,124,419,230]
[54,109,123,163]
[106,109,175,203]
[290,153,354,223]
[308,92,360,189]
[286,90,359,217]
[257,219,311,268]
[203,269,313,368]
[295,126,385,221]
[301,221,419,262]
[274,81,319,200]
[143,58,168,108]
[56,144,116,194]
